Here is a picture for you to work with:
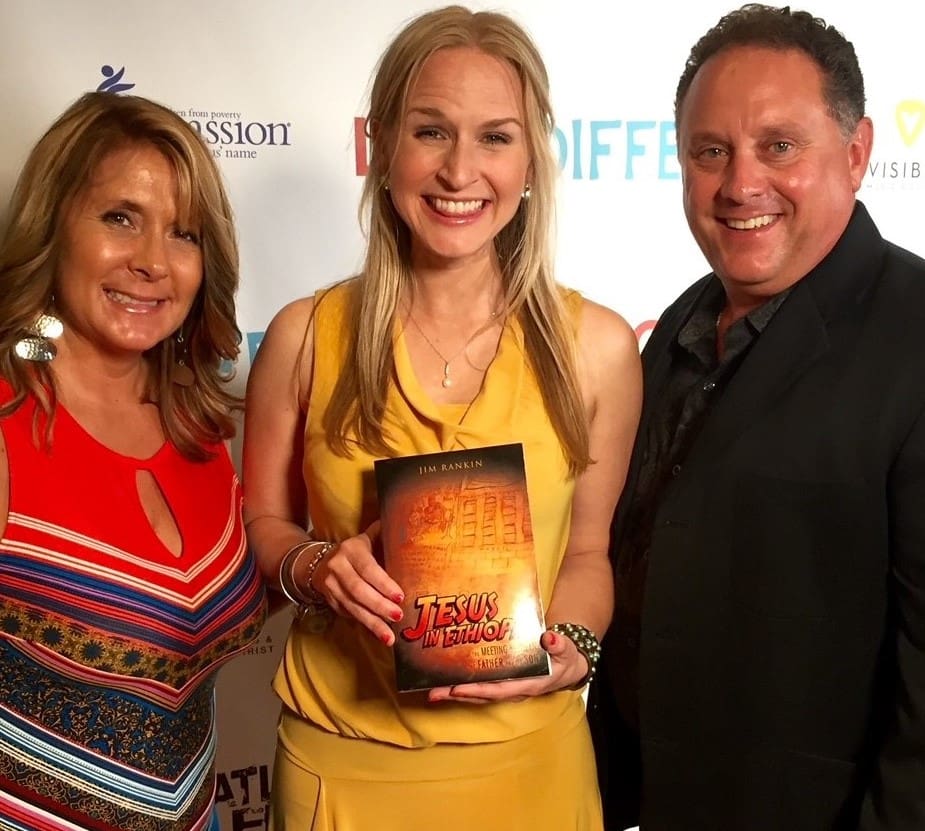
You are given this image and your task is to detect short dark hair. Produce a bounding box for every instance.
[675,4,865,137]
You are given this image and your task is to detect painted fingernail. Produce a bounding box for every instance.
[391,592,404,604]
[380,632,393,646]
[547,633,558,647]
[390,609,403,622]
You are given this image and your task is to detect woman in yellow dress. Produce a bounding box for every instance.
[243,6,641,829]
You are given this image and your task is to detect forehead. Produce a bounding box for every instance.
[406,46,524,115]
[680,46,828,130]
[83,142,177,193]
[73,141,199,224]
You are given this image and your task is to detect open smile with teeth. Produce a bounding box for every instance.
[105,289,163,309]
[725,214,776,230]
[429,197,486,216]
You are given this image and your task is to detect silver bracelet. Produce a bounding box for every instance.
[278,541,333,607]
[550,622,601,689]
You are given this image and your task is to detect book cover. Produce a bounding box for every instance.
[374,443,550,692]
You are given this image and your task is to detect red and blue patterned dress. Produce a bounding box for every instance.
[0,386,267,830]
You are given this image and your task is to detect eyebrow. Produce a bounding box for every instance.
[110,199,145,213]
[405,107,523,130]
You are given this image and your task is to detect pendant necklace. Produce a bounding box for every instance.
[406,307,500,388]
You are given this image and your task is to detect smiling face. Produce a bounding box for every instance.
[678,46,872,306]
[385,46,531,272]
[54,143,204,360]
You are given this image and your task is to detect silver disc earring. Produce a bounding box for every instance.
[14,312,64,362]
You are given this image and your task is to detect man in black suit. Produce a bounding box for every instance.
[591,4,925,829]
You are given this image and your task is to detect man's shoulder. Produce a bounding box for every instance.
[650,274,715,338]
[883,238,925,278]
[665,274,715,312]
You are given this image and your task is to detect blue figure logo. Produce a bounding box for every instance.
[97,65,135,93]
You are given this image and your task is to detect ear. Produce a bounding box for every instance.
[847,116,873,192]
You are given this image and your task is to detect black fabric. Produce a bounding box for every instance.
[595,203,925,830]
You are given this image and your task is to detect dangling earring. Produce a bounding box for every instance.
[521,184,532,200]
[14,311,64,362]
[173,330,195,387]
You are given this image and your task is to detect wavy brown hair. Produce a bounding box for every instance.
[0,91,242,460]
[323,5,590,474]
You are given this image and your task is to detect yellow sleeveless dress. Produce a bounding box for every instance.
[269,280,603,830]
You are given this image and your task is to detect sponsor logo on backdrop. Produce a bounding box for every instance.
[353,117,679,180]
[216,764,270,831]
[635,320,657,349]
[865,99,923,190]
[97,65,135,93]
[242,634,276,657]
[91,66,292,160]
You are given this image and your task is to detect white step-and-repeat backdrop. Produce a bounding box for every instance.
[1,1,922,827]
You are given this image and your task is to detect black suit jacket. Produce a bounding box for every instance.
[597,203,925,830]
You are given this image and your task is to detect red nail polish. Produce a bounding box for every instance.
[547,632,558,647]
[380,632,393,645]
[391,592,404,604]
[390,609,403,622]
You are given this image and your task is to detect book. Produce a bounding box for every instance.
[374,442,551,692]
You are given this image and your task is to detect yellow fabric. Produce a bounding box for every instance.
[269,704,603,831]
[272,279,584,747]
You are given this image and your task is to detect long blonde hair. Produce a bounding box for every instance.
[0,92,242,460]
[324,5,590,474]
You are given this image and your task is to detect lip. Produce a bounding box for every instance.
[103,287,167,312]
[424,195,489,223]
[719,213,779,231]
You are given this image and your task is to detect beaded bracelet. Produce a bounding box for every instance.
[550,622,601,689]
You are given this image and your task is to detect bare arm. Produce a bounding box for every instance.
[430,299,642,702]
[242,297,316,587]
[242,296,403,639]
[544,299,642,640]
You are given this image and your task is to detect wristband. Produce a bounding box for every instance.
[550,622,601,688]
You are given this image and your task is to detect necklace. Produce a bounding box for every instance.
[406,308,500,388]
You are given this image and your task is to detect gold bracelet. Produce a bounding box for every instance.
[301,542,336,602]
[278,541,328,606]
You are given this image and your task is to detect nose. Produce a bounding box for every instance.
[437,140,477,191]
[720,150,766,202]
[130,231,168,281]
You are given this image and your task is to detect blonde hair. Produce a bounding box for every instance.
[324,5,590,474]
[0,91,242,460]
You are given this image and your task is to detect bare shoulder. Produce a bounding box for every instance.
[254,296,316,364]
[247,295,317,409]
[575,297,640,374]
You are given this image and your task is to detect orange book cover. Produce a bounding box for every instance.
[374,443,550,692]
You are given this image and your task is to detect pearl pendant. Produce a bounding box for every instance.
[442,377,452,388]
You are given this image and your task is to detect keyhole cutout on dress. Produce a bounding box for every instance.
[136,470,183,558]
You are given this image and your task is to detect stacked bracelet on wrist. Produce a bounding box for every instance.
[278,541,335,615]
[550,622,601,688]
